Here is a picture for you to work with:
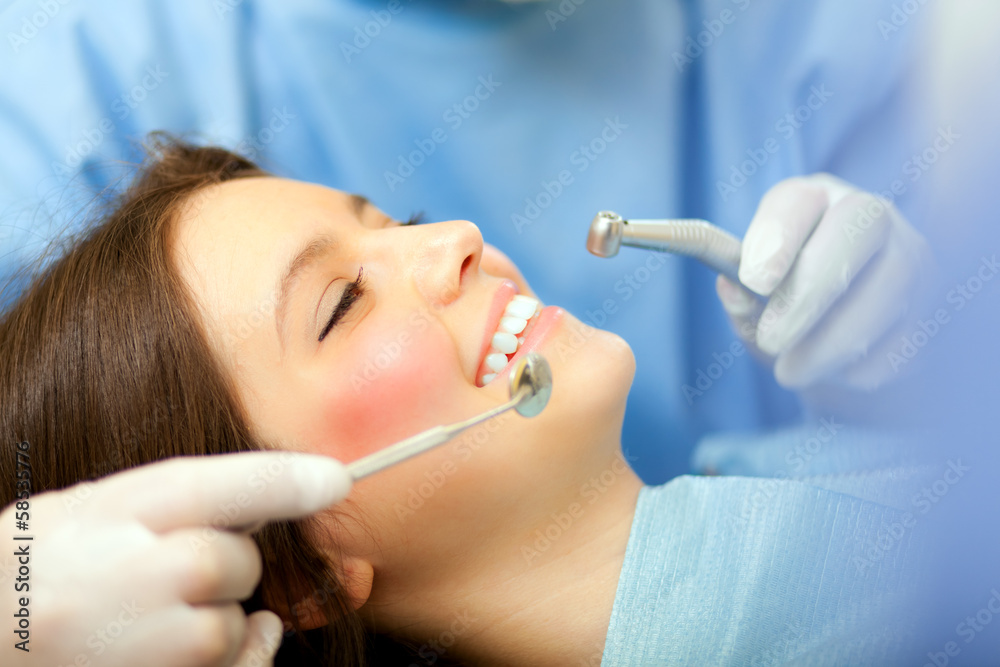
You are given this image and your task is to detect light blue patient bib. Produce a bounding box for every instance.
[601,472,927,666]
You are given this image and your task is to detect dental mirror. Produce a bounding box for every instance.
[347,352,553,481]
[510,351,552,417]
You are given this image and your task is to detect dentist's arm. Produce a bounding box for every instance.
[717,173,935,392]
[0,452,352,667]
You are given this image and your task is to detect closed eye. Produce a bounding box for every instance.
[400,211,427,226]
[318,267,366,342]
[316,211,421,342]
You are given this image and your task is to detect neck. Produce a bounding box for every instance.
[376,447,644,666]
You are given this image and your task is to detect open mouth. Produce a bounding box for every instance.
[476,293,542,387]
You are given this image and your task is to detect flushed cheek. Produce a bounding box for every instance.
[313,321,461,462]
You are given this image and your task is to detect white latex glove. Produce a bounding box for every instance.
[716,173,934,391]
[0,452,352,667]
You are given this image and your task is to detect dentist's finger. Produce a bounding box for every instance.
[716,274,766,352]
[232,610,284,667]
[772,236,917,388]
[108,603,250,667]
[837,316,924,390]
[755,192,895,356]
[88,453,353,532]
[738,177,829,295]
[155,529,263,605]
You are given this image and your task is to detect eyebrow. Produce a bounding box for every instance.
[273,194,372,350]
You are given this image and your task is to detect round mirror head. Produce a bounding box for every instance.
[508,352,553,418]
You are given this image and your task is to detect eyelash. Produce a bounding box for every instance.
[318,267,367,343]
[401,211,426,226]
[316,212,424,342]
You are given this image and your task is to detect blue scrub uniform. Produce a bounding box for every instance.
[0,0,928,481]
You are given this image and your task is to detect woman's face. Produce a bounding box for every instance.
[172,176,635,608]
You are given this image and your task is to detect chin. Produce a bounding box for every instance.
[532,314,635,447]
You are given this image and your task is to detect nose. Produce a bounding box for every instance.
[409,220,483,307]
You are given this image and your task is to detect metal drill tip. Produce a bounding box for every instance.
[586,210,625,258]
[586,209,747,285]
[509,352,552,418]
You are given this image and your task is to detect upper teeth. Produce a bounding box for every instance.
[479,295,540,386]
[503,296,538,320]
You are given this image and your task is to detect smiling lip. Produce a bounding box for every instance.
[476,304,564,387]
[497,305,563,380]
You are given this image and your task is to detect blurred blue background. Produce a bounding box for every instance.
[0,0,945,483]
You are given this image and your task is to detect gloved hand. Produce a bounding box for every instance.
[717,173,934,391]
[0,452,352,667]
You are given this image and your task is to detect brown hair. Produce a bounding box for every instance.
[0,135,370,665]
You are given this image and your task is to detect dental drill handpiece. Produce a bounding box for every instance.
[587,211,747,287]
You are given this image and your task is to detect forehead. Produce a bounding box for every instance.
[177,176,351,247]
[171,177,355,332]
